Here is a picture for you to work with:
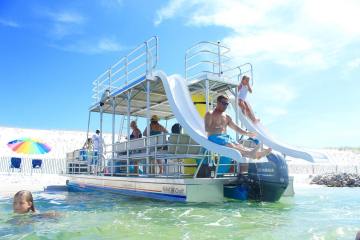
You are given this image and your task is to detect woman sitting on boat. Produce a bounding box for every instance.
[130,121,142,139]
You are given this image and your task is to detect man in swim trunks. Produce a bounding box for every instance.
[205,95,271,159]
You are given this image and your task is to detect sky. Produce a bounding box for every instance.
[0,0,359,148]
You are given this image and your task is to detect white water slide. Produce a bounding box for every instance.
[156,71,251,164]
[229,98,327,162]
[155,71,324,163]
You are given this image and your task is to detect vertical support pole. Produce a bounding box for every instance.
[120,115,125,141]
[205,79,209,113]
[145,41,149,76]
[126,91,131,176]
[235,86,239,141]
[145,42,151,175]
[111,97,116,176]
[99,106,104,176]
[146,79,150,175]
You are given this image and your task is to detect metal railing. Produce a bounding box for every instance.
[92,36,159,104]
[222,62,254,86]
[65,133,239,178]
[184,41,256,86]
[185,41,231,81]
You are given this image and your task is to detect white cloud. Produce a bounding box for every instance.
[347,58,360,71]
[259,83,297,103]
[36,9,86,39]
[263,107,287,118]
[47,11,85,24]
[97,38,123,52]
[154,0,187,26]
[156,0,360,70]
[300,0,360,38]
[0,19,20,28]
[251,82,297,123]
[51,38,124,54]
[99,0,123,8]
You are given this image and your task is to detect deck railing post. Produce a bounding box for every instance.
[99,106,104,175]
[217,41,222,76]
[125,58,128,86]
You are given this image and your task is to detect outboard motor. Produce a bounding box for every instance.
[247,153,289,202]
[224,153,289,202]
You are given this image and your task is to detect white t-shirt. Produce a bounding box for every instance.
[92,133,103,151]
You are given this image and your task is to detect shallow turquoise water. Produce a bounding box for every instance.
[1,185,359,240]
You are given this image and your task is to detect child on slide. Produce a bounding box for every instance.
[238,75,259,123]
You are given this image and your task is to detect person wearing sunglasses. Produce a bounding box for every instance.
[238,75,259,123]
[205,95,271,159]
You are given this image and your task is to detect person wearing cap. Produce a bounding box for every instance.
[143,115,168,136]
[143,115,168,174]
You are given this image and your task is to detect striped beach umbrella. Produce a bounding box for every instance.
[7,138,51,154]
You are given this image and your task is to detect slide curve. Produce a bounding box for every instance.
[230,98,327,162]
[154,71,251,164]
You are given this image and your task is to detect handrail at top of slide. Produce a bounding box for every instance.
[154,70,254,164]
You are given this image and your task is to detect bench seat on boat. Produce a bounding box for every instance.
[113,133,203,157]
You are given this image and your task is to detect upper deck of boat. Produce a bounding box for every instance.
[89,73,239,119]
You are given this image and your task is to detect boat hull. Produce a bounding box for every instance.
[66,175,229,203]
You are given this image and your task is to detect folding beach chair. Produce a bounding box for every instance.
[31,159,43,174]
[9,157,22,173]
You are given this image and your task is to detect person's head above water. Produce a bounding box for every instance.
[13,190,35,214]
[216,95,229,112]
[96,129,100,134]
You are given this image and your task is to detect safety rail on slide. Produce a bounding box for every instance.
[91,36,158,104]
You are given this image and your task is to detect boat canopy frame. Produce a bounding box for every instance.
[74,37,260,179]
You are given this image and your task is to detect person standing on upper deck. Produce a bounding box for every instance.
[205,95,271,159]
[238,75,259,123]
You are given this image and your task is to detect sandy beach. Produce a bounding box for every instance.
[0,173,68,199]
[0,126,359,200]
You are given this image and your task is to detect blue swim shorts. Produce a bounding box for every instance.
[208,134,236,146]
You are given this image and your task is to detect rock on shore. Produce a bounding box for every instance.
[311,173,360,187]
